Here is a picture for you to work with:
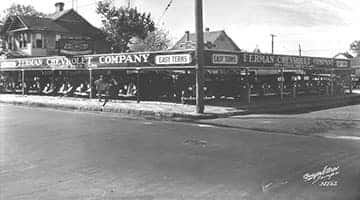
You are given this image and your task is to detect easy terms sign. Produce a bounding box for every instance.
[155,54,192,65]
[205,51,350,69]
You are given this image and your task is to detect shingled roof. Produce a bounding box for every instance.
[1,9,102,37]
[19,15,69,32]
[171,30,241,51]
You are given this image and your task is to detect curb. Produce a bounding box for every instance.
[1,95,360,121]
[0,98,218,121]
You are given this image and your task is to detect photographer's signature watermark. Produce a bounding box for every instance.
[303,165,340,187]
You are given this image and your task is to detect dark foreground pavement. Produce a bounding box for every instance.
[1,94,360,121]
[1,104,360,200]
[199,104,360,138]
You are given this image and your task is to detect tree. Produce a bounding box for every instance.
[96,0,155,53]
[129,28,171,52]
[350,40,360,57]
[0,4,46,23]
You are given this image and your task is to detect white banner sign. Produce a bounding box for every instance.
[155,54,192,65]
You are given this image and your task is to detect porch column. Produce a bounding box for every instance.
[292,78,297,99]
[51,69,56,86]
[246,69,251,104]
[136,69,141,103]
[280,68,284,101]
[89,69,93,99]
[248,84,251,104]
[330,72,334,96]
[21,69,25,95]
[348,73,353,95]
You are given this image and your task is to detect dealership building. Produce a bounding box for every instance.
[0,4,354,107]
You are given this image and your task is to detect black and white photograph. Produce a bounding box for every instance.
[0,0,360,199]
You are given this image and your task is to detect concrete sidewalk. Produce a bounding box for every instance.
[0,94,360,120]
[0,94,244,120]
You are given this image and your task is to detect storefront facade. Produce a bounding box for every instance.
[0,49,352,106]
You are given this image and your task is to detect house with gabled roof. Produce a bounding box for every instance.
[171,28,241,51]
[0,2,109,58]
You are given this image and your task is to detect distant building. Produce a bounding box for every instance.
[0,2,109,58]
[171,28,241,51]
[351,57,360,76]
[334,52,353,60]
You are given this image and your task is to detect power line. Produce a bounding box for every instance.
[157,0,174,24]
[76,2,98,10]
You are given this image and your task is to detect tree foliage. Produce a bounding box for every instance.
[350,40,360,57]
[129,28,171,52]
[96,0,156,53]
[0,4,46,23]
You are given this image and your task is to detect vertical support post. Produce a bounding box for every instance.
[136,69,141,103]
[51,69,56,86]
[293,83,296,99]
[330,72,334,96]
[318,78,322,96]
[292,77,297,99]
[349,73,353,95]
[195,0,205,113]
[271,34,276,54]
[245,68,251,104]
[248,84,251,104]
[280,68,284,101]
[21,69,25,95]
[89,68,93,99]
[325,83,329,96]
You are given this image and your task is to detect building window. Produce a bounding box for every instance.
[8,37,12,50]
[23,33,28,48]
[18,33,28,48]
[19,34,23,48]
[34,33,43,48]
[55,34,61,48]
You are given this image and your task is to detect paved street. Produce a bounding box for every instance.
[200,104,360,138]
[1,104,360,200]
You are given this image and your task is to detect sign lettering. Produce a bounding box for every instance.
[155,54,192,65]
[59,39,94,55]
[212,54,238,65]
[0,50,350,70]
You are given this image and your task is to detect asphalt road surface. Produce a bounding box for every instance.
[1,104,360,200]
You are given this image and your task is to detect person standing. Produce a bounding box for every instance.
[108,76,118,99]
[94,75,107,103]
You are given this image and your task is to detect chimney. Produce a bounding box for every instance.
[185,31,190,42]
[55,2,65,12]
[205,27,210,32]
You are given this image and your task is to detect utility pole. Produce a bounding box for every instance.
[298,44,302,56]
[195,0,205,113]
[270,34,277,54]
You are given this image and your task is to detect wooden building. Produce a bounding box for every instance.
[171,28,240,51]
[0,2,108,58]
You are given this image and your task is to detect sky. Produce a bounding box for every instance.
[2,0,360,57]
